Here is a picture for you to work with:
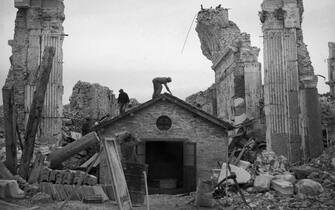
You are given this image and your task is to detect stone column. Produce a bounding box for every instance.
[260,0,302,162]
[300,76,323,160]
[327,42,335,97]
[260,0,323,162]
[4,0,65,145]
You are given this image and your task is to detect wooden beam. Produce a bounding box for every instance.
[2,86,17,174]
[48,132,100,169]
[19,47,55,179]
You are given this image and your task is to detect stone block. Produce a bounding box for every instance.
[0,180,25,198]
[271,179,294,195]
[331,158,335,168]
[31,192,53,204]
[237,160,251,169]
[253,174,274,192]
[290,166,318,179]
[274,173,296,184]
[218,163,251,184]
[295,179,324,197]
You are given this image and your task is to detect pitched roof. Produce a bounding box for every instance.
[93,93,234,130]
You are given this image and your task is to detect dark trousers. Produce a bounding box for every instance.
[119,103,127,114]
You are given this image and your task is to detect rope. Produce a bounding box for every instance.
[181,13,197,53]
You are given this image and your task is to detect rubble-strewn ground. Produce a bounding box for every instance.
[1,145,335,210]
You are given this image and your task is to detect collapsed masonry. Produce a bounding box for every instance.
[319,95,335,147]
[3,0,65,144]
[327,42,335,97]
[260,0,323,162]
[194,7,263,126]
[68,81,118,122]
[186,84,217,116]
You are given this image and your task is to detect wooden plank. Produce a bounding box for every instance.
[101,135,132,210]
[49,132,100,168]
[19,47,56,179]
[2,86,17,174]
[183,142,196,192]
[80,152,100,168]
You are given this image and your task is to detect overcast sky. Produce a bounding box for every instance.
[0,0,334,104]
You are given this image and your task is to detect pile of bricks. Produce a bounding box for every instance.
[40,167,97,185]
[38,167,111,202]
[39,182,109,202]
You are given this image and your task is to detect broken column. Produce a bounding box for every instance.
[260,0,323,162]
[327,42,335,97]
[4,0,65,145]
[195,6,263,125]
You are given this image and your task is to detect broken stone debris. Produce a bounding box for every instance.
[253,174,274,192]
[0,179,25,199]
[295,179,324,197]
[270,179,294,195]
[30,192,53,204]
[218,163,251,184]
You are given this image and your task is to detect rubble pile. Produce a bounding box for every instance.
[199,145,335,209]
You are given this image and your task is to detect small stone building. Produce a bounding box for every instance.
[96,93,232,194]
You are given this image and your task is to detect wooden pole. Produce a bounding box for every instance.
[19,47,55,179]
[48,132,100,168]
[143,171,150,210]
[2,86,17,174]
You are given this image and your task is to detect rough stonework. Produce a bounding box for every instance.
[195,6,263,125]
[185,84,217,116]
[3,0,65,144]
[327,42,335,96]
[69,81,118,121]
[260,0,323,162]
[319,94,335,146]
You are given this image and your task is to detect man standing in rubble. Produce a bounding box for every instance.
[152,77,172,98]
[118,89,130,114]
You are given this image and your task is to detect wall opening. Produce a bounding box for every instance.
[145,141,184,194]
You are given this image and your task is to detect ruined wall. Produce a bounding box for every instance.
[320,95,335,146]
[196,7,263,125]
[260,0,323,162]
[327,42,335,97]
[185,84,217,116]
[69,81,118,121]
[3,0,65,144]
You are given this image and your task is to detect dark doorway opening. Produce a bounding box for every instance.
[145,141,184,194]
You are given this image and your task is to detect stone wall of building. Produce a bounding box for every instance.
[100,100,228,183]
[185,84,217,116]
[260,0,323,162]
[195,6,263,125]
[69,81,118,121]
[3,0,65,144]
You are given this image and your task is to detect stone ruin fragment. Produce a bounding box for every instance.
[260,0,323,162]
[65,81,118,128]
[186,84,217,116]
[3,0,65,144]
[194,6,263,126]
[327,42,335,97]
